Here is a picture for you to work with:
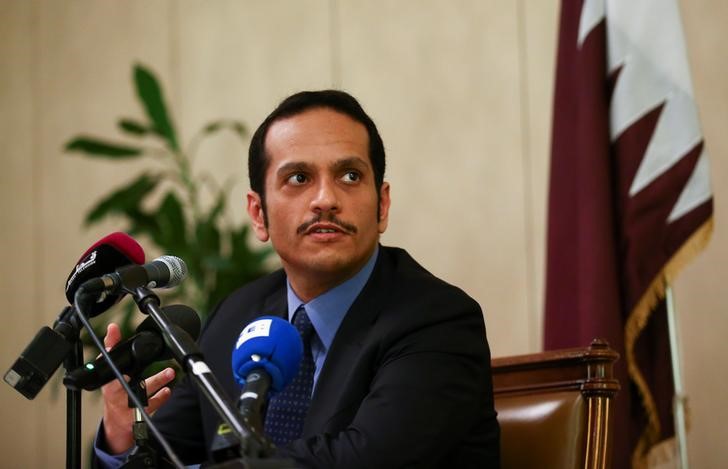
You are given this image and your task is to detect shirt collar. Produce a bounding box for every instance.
[286,246,379,350]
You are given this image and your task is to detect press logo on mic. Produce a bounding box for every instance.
[65,250,98,292]
[236,319,273,349]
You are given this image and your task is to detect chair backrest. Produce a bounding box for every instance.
[492,339,620,469]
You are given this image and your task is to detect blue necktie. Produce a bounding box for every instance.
[263,307,316,446]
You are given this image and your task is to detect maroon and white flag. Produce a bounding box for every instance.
[544,0,713,467]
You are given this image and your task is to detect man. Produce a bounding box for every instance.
[97,90,500,467]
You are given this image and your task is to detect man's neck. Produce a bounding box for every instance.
[284,248,378,302]
[287,267,362,302]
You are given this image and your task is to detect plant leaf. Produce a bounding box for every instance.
[230,121,247,139]
[206,228,272,311]
[196,220,221,256]
[118,299,138,337]
[118,118,149,136]
[201,120,247,140]
[127,211,161,240]
[231,226,273,277]
[206,190,227,225]
[155,192,188,252]
[65,137,142,158]
[84,173,160,225]
[133,64,179,151]
[201,255,234,270]
[203,120,224,134]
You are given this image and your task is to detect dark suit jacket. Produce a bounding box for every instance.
[152,246,500,468]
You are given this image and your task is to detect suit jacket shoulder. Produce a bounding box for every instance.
[291,246,500,468]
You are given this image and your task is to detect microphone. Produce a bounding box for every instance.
[4,233,145,399]
[209,316,302,461]
[232,316,303,425]
[79,255,188,298]
[63,304,200,391]
[65,232,146,317]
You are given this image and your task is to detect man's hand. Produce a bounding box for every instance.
[100,323,176,454]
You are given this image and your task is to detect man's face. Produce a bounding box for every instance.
[247,107,390,292]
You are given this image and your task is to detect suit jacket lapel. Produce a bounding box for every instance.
[304,247,394,434]
[259,277,288,320]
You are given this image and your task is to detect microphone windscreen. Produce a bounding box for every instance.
[161,304,201,340]
[64,232,145,316]
[232,316,302,392]
[136,304,202,360]
[153,256,188,289]
[77,232,146,266]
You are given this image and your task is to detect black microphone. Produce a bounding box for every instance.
[3,309,76,400]
[65,232,146,317]
[4,233,145,400]
[79,255,188,298]
[63,304,200,391]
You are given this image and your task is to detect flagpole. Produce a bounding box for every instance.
[665,283,689,468]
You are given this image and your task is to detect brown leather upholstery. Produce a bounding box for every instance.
[492,339,620,469]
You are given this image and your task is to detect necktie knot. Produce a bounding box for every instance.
[293,307,314,343]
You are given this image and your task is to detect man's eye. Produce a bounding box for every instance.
[342,171,360,183]
[288,173,308,185]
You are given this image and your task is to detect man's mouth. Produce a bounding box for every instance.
[305,223,347,235]
[297,215,358,235]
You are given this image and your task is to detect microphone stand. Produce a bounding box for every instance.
[131,287,295,468]
[121,378,175,468]
[55,306,83,469]
[204,373,296,469]
[131,287,271,457]
[65,341,83,469]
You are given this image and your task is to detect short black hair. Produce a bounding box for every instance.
[248,90,386,207]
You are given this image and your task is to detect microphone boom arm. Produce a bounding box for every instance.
[131,286,273,457]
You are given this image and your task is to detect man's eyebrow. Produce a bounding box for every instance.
[276,161,311,177]
[275,157,369,178]
[330,157,369,172]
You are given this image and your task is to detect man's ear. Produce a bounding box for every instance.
[246,191,269,242]
[377,182,391,233]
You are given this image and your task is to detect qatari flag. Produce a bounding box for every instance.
[544,0,713,467]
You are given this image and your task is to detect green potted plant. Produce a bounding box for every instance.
[64,63,272,335]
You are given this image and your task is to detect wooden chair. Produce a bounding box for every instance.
[492,339,620,469]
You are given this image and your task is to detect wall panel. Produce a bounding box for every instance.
[174,0,334,235]
[33,0,173,464]
[0,3,42,466]
[337,0,530,356]
[674,1,728,466]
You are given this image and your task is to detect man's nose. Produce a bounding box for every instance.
[309,178,340,213]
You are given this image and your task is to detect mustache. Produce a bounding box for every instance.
[296,213,358,235]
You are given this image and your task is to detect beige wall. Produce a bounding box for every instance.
[1,1,725,466]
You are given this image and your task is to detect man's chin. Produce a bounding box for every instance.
[287,249,365,277]
[305,253,355,273]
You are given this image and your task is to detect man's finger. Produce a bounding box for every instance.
[145,387,173,414]
[144,367,176,396]
[103,323,122,350]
